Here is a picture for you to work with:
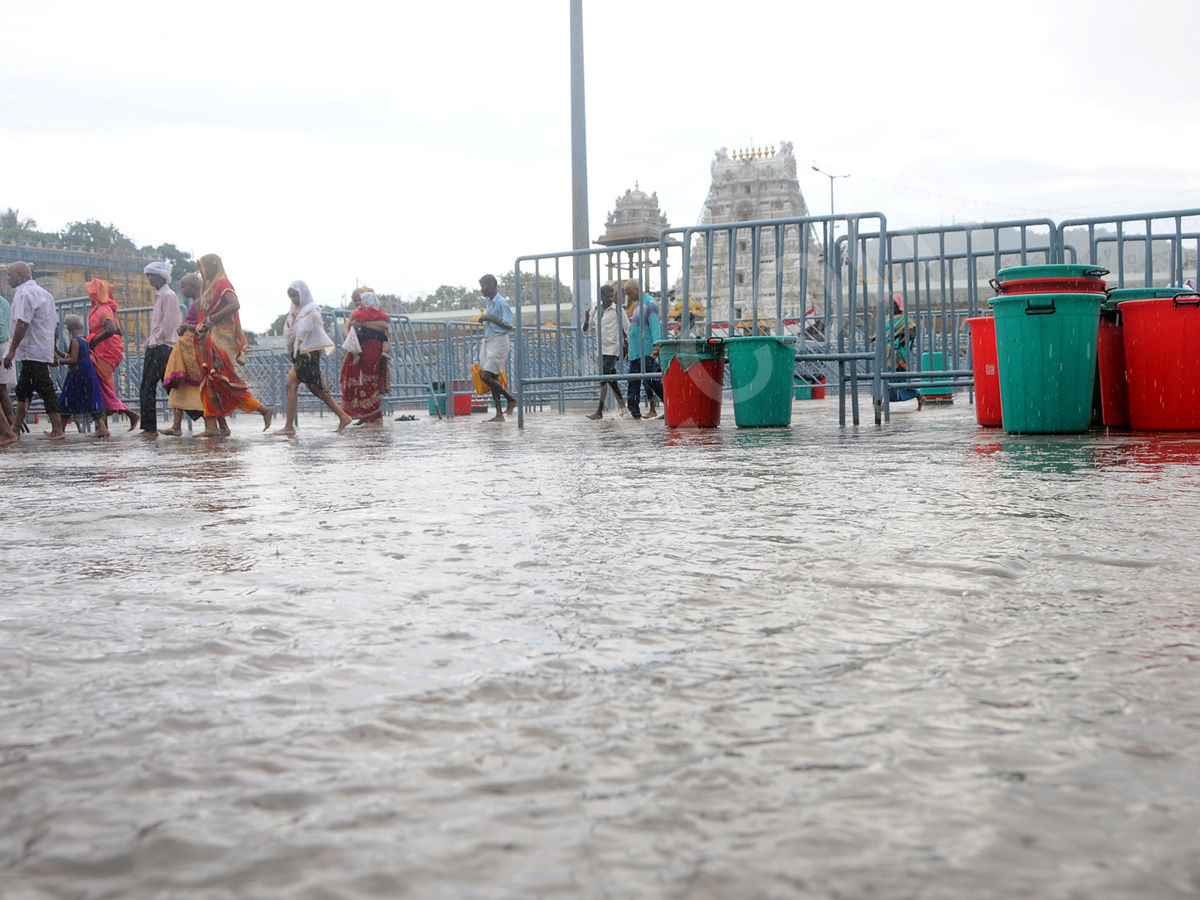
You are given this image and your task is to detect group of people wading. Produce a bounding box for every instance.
[0,254,401,445]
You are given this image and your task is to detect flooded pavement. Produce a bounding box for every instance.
[2,400,1199,899]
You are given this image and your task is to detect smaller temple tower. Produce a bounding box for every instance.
[596,184,669,248]
[596,184,670,289]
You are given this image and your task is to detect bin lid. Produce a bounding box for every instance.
[995,264,1109,282]
[1104,286,1192,310]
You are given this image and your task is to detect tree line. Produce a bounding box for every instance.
[1,207,197,282]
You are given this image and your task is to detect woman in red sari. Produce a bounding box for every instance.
[338,288,390,424]
[85,278,139,430]
[194,254,272,435]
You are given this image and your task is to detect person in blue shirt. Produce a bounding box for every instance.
[477,273,518,423]
[623,280,664,420]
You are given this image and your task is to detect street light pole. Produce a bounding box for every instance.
[811,165,850,217]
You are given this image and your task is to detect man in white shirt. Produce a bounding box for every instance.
[137,261,182,436]
[582,283,630,420]
[2,261,66,440]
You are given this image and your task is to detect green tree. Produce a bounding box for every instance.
[0,208,37,229]
[60,220,136,254]
[139,242,198,281]
[498,270,573,308]
[267,312,289,336]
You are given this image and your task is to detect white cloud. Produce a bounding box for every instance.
[5,0,1200,328]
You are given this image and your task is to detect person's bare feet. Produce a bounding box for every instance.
[917,394,926,411]
[135,430,158,438]
[484,413,505,423]
[159,427,182,436]
[0,433,18,447]
[38,431,65,441]
[260,407,273,431]
[197,428,223,438]
[586,411,603,420]
[272,426,297,437]
[335,413,353,433]
[126,411,139,431]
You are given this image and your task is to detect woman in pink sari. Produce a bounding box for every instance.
[85,278,138,430]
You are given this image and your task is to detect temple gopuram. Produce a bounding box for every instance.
[684,141,824,318]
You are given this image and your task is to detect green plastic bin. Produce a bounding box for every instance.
[918,351,954,400]
[989,292,1103,434]
[724,335,798,427]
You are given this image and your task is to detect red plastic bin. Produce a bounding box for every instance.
[1096,312,1129,427]
[991,277,1107,296]
[1119,292,1200,431]
[967,317,1002,427]
[657,338,725,427]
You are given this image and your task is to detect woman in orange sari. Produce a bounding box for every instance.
[338,288,390,424]
[194,254,272,435]
[85,278,139,430]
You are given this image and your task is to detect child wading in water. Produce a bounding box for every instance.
[274,280,353,436]
[54,314,110,437]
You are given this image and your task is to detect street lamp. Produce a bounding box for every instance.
[811,165,850,217]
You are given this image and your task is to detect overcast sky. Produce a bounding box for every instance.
[5,0,1199,329]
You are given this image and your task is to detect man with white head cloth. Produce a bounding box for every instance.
[273,280,353,436]
[137,260,182,436]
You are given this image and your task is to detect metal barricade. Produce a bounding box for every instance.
[660,213,887,426]
[1055,209,1200,287]
[513,242,676,426]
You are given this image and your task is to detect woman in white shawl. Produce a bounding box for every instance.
[273,280,353,435]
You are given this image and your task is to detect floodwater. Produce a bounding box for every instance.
[2,400,1199,900]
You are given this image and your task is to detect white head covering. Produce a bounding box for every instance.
[289,279,316,310]
[1185,279,1198,292]
[360,291,381,310]
[284,280,335,357]
[144,260,172,280]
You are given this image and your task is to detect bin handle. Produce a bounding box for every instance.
[988,277,1002,293]
[1024,298,1056,316]
[1173,292,1200,308]
[1084,267,1110,279]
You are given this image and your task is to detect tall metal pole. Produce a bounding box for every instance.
[570,0,589,253]
[569,0,591,337]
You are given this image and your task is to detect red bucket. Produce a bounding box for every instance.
[662,357,724,427]
[991,277,1107,296]
[1119,293,1200,431]
[1096,312,1129,427]
[967,317,1002,427]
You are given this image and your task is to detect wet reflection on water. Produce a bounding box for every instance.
[1,402,1199,898]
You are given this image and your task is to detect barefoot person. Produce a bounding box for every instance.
[161,273,206,435]
[136,260,181,437]
[194,253,272,434]
[53,314,110,438]
[274,280,352,436]
[2,261,66,441]
[477,273,517,423]
[86,277,139,431]
[338,288,390,425]
[582,283,629,420]
[623,279,664,420]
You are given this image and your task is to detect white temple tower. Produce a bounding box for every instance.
[686,141,824,319]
